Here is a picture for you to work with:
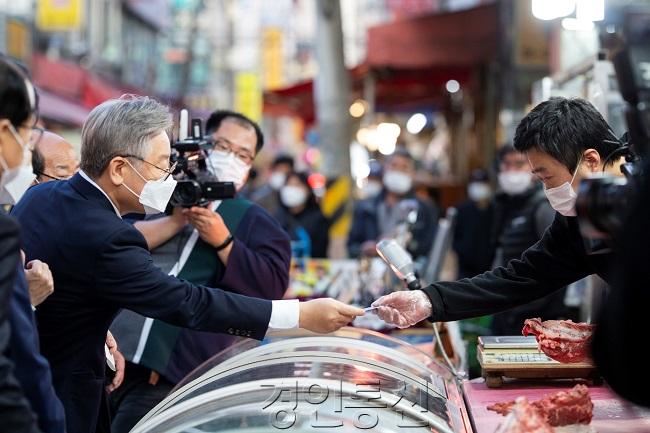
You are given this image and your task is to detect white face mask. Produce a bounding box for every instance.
[383,170,412,194]
[280,185,307,208]
[544,159,581,217]
[122,160,177,215]
[362,180,383,199]
[268,171,286,191]
[0,125,36,205]
[207,150,250,190]
[498,171,533,196]
[468,182,491,202]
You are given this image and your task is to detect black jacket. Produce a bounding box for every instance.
[348,193,438,259]
[11,174,273,433]
[0,214,41,433]
[423,213,614,322]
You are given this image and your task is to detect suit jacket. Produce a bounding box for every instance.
[11,173,273,433]
[0,214,42,433]
[112,198,291,383]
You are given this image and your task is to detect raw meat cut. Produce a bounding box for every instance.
[522,318,595,363]
[494,397,555,433]
[488,385,594,427]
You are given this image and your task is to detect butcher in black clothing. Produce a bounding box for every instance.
[372,97,626,329]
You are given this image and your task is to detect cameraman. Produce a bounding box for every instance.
[109,110,293,433]
[371,98,627,329]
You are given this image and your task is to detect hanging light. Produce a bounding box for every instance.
[445,80,460,94]
[576,0,604,22]
[532,0,576,21]
[561,17,595,31]
[406,113,427,134]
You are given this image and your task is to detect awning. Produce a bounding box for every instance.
[263,3,499,124]
[37,88,90,127]
[366,2,499,69]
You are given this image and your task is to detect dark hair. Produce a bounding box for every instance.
[205,110,264,153]
[272,154,295,170]
[0,56,38,128]
[284,171,318,212]
[32,144,44,176]
[497,144,519,163]
[514,97,619,171]
[387,147,415,167]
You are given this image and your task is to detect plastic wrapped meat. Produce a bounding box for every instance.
[522,318,595,363]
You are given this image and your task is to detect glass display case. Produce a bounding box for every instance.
[130,328,472,433]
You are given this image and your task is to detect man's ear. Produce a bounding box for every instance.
[582,148,601,173]
[107,157,127,186]
[0,119,12,155]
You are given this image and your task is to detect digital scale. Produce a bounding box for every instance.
[477,336,599,388]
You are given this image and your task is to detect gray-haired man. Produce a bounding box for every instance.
[11,95,364,433]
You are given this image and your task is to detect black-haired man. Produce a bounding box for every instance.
[371,97,626,329]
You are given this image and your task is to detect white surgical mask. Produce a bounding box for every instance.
[498,171,533,196]
[122,160,177,215]
[268,171,286,191]
[362,180,383,199]
[207,150,250,190]
[383,170,412,194]
[468,182,491,202]
[0,125,36,205]
[544,159,581,217]
[280,185,307,208]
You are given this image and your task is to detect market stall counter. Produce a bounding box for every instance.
[463,378,650,433]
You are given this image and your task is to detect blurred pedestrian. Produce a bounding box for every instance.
[275,171,330,258]
[348,148,438,260]
[452,168,493,279]
[250,153,294,214]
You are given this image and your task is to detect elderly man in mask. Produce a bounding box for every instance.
[12,96,364,433]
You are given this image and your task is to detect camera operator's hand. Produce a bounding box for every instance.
[134,206,188,250]
[25,259,54,307]
[371,290,433,328]
[298,298,365,333]
[185,206,233,263]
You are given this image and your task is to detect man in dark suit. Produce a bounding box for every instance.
[12,95,363,433]
[0,55,66,433]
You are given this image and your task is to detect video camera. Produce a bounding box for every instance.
[576,9,650,242]
[169,109,236,207]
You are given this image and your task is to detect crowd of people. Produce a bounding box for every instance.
[0,44,638,432]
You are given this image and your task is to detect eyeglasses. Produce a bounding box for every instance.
[28,126,44,149]
[212,138,255,165]
[121,154,177,180]
[35,171,64,181]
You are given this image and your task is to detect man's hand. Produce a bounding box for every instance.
[299,299,365,333]
[105,331,125,393]
[25,259,54,306]
[371,290,433,329]
[185,206,230,248]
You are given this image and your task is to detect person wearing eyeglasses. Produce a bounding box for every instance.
[32,130,79,183]
[0,56,66,433]
[12,96,364,433]
[108,110,296,433]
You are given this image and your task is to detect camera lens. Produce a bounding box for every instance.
[170,180,203,207]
